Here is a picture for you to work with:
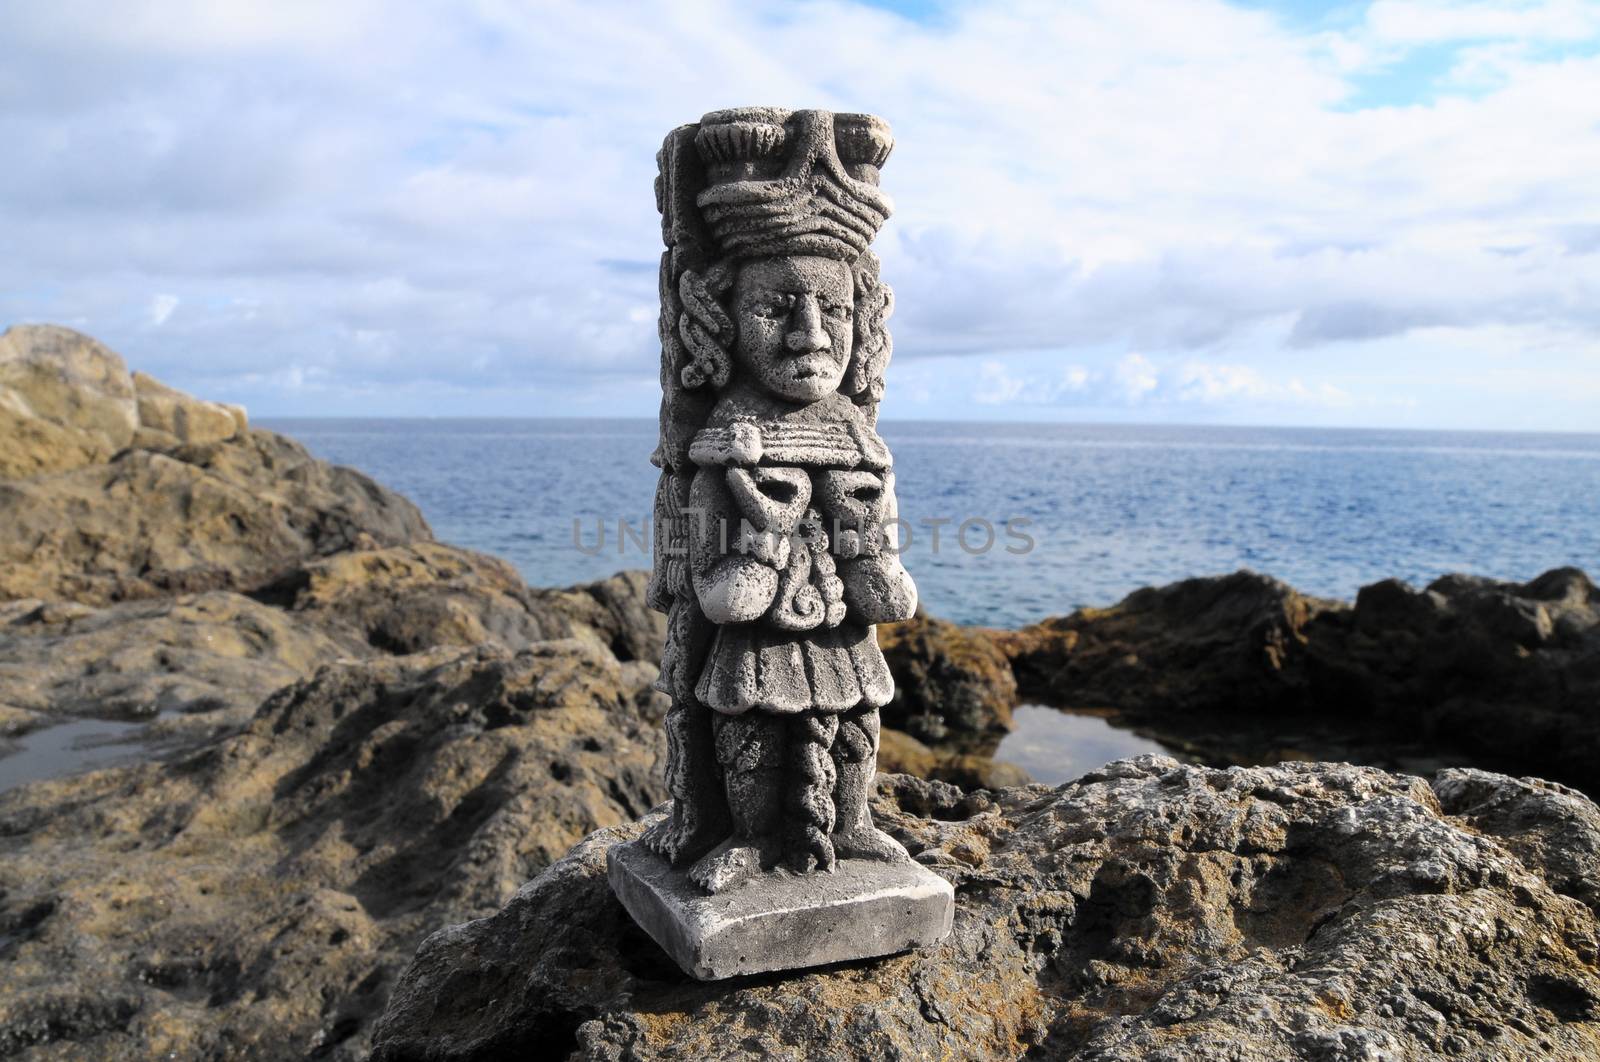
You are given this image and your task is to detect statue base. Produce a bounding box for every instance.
[606,839,954,981]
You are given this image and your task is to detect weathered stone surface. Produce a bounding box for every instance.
[373,757,1600,1061]
[0,642,669,1060]
[879,610,1017,740]
[0,324,431,607]
[0,590,346,726]
[607,836,952,980]
[0,324,139,478]
[0,554,667,742]
[257,542,664,662]
[0,427,431,605]
[132,369,246,445]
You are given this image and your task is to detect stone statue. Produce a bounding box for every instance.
[608,108,954,980]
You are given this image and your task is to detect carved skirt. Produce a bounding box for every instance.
[694,621,893,715]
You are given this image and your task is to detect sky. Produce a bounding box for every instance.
[3,0,1599,430]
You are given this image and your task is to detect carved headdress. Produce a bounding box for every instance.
[694,108,893,261]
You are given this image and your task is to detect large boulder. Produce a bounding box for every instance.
[0,429,431,605]
[0,642,669,1060]
[1000,570,1334,715]
[0,324,139,478]
[0,324,431,606]
[372,758,1600,1061]
[1308,566,1600,793]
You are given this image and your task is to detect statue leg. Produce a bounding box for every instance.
[641,696,730,866]
[785,712,840,873]
[830,706,909,863]
[688,711,786,893]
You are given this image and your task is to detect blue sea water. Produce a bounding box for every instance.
[266,418,1600,629]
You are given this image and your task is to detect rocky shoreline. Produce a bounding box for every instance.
[2,325,1598,1058]
[885,565,1600,798]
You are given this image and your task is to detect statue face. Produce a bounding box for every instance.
[732,256,854,403]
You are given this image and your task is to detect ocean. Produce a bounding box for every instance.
[267,418,1600,629]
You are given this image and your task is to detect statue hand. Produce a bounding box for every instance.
[694,555,781,624]
[838,552,917,624]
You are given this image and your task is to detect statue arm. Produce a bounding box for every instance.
[828,469,917,624]
[688,466,780,625]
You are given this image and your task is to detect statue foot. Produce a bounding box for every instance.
[832,826,910,863]
[642,808,728,867]
[688,837,775,894]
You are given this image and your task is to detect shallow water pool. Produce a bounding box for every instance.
[994,705,1178,785]
[0,717,148,795]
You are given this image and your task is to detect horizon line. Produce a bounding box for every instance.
[251,414,1600,439]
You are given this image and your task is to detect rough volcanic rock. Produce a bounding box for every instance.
[0,324,140,479]
[877,725,1031,790]
[260,544,665,665]
[0,326,430,606]
[1001,570,1335,716]
[1311,567,1600,791]
[372,757,1600,1061]
[132,369,247,446]
[0,591,347,728]
[999,567,1600,795]
[878,611,1018,741]
[0,642,669,1060]
[0,551,665,746]
[0,427,432,605]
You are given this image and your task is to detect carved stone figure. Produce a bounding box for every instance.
[607,108,953,980]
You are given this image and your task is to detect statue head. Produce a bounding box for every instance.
[677,251,891,408]
[732,255,854,403]
[668,109,896,412]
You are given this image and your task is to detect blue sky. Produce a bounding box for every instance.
[3,0,1599,430]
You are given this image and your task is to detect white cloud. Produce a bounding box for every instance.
[1364,0,1600,44]
[0,0,1597,424]
[146,293,179,326]
[1114,354,1162,402]
[975,360,1026,405]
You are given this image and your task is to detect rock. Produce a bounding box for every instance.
[0,590,347,725]
[878,612,1017,740]
[0,324,139,478]
[0,428,431,605]
[132,370,246,445]
[0,324,429,606]
[877,725,1032,790]
[0,547,665,740]
[1001,570,1334,716]
[0,642,669,1060]
[0,705,46,738]
[997,568,1600,797]
[372,758,1600,1060]
[254,544,664,670]
[529,568,664,667]
[1308,568,1600,793]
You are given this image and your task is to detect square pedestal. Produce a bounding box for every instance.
[607,839,955,980]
